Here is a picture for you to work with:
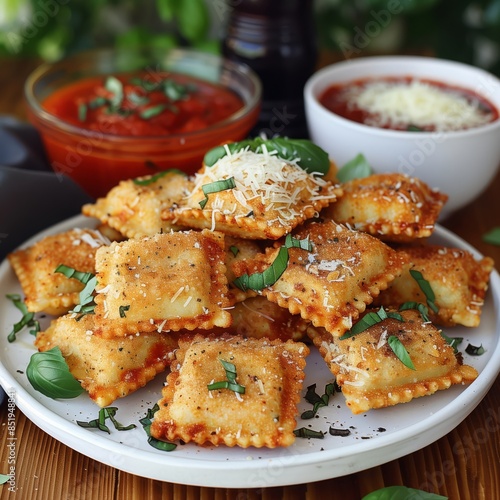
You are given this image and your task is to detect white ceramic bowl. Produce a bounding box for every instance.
[304,56,500,217]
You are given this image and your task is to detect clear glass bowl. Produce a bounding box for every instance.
[25,47,262,198]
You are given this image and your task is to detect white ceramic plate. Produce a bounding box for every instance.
[1,215,499,488]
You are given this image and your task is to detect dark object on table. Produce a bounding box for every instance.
[222,0,317,139]
[0,116,93,261]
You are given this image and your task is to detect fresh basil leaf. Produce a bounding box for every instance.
[362,485,447,499]
[27,347,84,399]
[440,332,463,353]
[207,358,245,394]
[301,382,335,419]
[293,427,324,439]
[78,407,135,433]
[233,245,289,292]
[140,404,177,451]
[388,335,415,370]
[465,343,486,356]
[203,137,330,175]
[6,293,38,343]
[176,0,210,44]
[55,265,94,284]
[336,153,373,183]
[119,305,130,318]
[71,275,97,316]
[140,104,168,119]
[340,306,404,339]
[0,474,10,485]
[399,301,431,323]
[483,227,500,246]
[409,269,438,313]
[229,245,239,257]
[78,103,87,122]
[285,234,313,251]
[199,177,236,209]
[133,168,186,186]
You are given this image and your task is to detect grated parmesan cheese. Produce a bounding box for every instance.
[345,79,495,131]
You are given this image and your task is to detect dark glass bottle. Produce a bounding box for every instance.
[222,0,317,139]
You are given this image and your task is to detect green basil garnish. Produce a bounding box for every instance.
[119,305,130,318]
[440,332,463,353]
[199,177,236,209]
[233,235,312,292]
[6,293,40,342]
[77,407,136,434]
[78,103,87,122]
[0,474,10,485]
[27,346,84,399]
[336,153,373,183]
[208,359,245,394]
[133,168,186,186]
[139,103,168,120]
[362,485,447,500]
[399,301,431,323]
[55,265,97,317]
[388,335,415,370]
[229,245,239,257]
[409,269,439,314]
[465,343,486,356]
[104,76,124,111]
[339,306,403,340]
[139,403,177,451]
[203,137,330,176]
[483,227,500,246]
[293,427,325,439]
[301,382,335,419]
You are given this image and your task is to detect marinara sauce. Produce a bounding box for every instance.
[43,72,244,136]
[319,76,498,132]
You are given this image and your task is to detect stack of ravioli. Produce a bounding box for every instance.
[8,143,494,449]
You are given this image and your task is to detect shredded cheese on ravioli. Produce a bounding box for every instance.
[346,80,494,131]
[188,148,333,226]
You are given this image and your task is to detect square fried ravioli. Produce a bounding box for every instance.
[150,334,309,448]
[232,220,407,338]
[95,231,231,337]
[307,308,478,414]
[162,149,342,240]
[8,228,110,316]
[35,314,178,407]
[374,244,494,327]
[93,230,231,337]
[82,171,193,239]
[322,173,448,242]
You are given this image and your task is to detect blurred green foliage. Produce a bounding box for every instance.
[1,0,500,76]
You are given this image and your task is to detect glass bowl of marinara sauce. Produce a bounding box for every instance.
[304,56,500,217]
[24,47,262,199]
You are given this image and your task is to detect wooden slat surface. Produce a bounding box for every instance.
[1,57,499,500]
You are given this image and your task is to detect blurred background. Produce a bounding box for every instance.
[0,0,500,76]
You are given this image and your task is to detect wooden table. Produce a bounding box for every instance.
[1,57,499,500]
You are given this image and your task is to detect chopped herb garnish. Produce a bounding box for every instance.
[233,235,312,292]
[336,153,373,183]
[388,335,415,370]
[127,91,150,106]
[229,245,239,257]
[329,426,351,437]
[465,343,486,356]
[362,486,448,499]
[409,269,438,313]
[78,103,87,122]
[55,264,94,284]
[55,265,97,317]
[340,306,403,339]
[133,168,186,186]
[6,293,40,342]
[407,124,424,132]
[203,137,330,175]
[301,382,335,419]
[77,407,136,433]
[207,359,245,394]
[119,305,130,318]
[88,96,108,109]
[104,76,124,110]
[140,103,168,120]
[399,301,431,322]
[199,177,236,209]
[483,227,500,246]
[293,427,324,439]
[441,332,463,353]
[140,404,177,451]
[27,346,84,399]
